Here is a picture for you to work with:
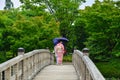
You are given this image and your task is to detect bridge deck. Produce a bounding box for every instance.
[33,65,78,80]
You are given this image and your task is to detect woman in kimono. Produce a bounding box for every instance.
[54,41,65,65]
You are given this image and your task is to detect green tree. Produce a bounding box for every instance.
[78,0,120,60]
[73,17,87,50]
[44,0,86,52]
[0,9,60,63]
[19,0,86,52]
[44,0,85,37]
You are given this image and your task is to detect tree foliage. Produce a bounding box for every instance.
[1,0,120,78]
[0,8,60,63]
[1,0,120,64]
[44,0,85,38]
[76,0,120,60]
[19,0,86,52]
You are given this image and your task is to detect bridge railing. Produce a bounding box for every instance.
[0,48,54,80]
[72,50,105,80]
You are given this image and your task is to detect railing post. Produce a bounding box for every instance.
[82,48,90,80]
[82,48,89,56]
[18,48,25,56]
[18,48,25,80]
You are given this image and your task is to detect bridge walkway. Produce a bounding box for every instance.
[33,64,78,80]
[0,49,105,80]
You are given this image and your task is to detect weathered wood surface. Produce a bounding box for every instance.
[33,65,78,80]
[0,48,105,80]
[0,49,53,80]
[73,50,105,80]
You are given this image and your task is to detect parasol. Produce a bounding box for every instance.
[53,37,69,46]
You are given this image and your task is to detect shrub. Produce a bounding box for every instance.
[95,58,120,79]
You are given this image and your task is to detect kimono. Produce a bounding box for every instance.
[54,42,65,64]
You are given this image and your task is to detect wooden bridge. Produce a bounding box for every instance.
[0,48,105,80]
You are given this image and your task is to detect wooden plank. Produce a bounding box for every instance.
[33,65,78,80]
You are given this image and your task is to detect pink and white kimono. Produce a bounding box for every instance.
[54,42,65,64]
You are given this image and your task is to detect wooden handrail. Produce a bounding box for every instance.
[0,49,54,80]
[72,50,105,80]
[0,49,105,80]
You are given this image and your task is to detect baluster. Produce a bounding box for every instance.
[18,61,23,80]
[18,48,25,80]
[14,64,18,80]
[35,55,37,72]
[0,72,1,80]
[85,69,91,80]
[27,58,30,79]
[51,52,54,65]
[44,53,45,67]
[41,53,43,67]
[82,48,90,80]
[30,56,32,77]
[39,53,42,69]
[44,53,46,66]
[35,54,37,72]
[27,58,29,79]
[2,71,5,80]
[36,53,39,71]
[10,65,14,79]
[5,68,10,80]
[23,59,27,80]
[31,56,34,74]
[33,55,35,73]
[38,53,40,70]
